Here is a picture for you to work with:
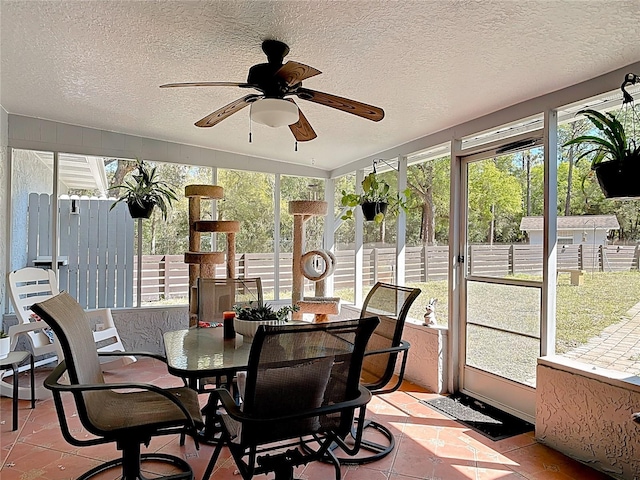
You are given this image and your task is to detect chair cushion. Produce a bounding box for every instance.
[86,386,203,434]
[253,356,333,417]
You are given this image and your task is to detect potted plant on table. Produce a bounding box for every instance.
[110,159,178,219]
[340,172,411,224]
[564,108,640,199]
[232,302,299,340]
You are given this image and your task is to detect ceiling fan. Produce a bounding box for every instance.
[160,40,385,142]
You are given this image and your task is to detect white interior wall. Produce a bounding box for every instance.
[7,115,329,179]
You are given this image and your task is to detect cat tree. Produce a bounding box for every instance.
[289,200,340,322]
[184,184,239,327]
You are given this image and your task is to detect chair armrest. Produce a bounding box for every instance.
[214,385,372,425]
[44,360,197,427]
[364,339,410,357]
[7,322,49,349]
[86,308,117,329]
[365,340,411,395]
[43,361,112,448]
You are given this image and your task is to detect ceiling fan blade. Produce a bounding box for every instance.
[286,100,317,142]
[296,88,384,122]
[275,61,322,86]
[160,82,253,88]
[194,94,258,127]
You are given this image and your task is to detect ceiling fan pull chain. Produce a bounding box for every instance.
[249,111,253,143]
[295,140,298,152]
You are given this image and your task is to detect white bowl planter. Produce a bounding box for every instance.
[233,318,284,341]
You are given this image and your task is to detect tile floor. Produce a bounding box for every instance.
[0,358,614,480]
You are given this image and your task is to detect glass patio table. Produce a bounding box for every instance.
[163,326,252,390]
[164,326,254,443]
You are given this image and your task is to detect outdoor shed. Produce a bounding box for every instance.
[520,215,620,245]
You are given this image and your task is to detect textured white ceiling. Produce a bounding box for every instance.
[2,1,640,171]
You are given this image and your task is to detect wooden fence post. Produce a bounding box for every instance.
[373,248,379,284]
[598,245,603,272]
[579,244,584,270]
[423,244,428,282]
[163,255,170,299]
[238,254,244,278]
[509,244,514,275]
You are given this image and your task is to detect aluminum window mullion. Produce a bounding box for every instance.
[323,178,335,297]
[52,152,59,280]
[353,170,365,306]
[541,110,558,357]
[396,156,407,285]
[274,174,281,300]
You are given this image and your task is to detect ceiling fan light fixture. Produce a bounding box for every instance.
[250,98,299,127]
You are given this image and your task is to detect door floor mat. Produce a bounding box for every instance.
[420,393,533,441]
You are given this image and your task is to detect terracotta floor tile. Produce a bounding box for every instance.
[0,360,617,480]
[344,465,391,479]
[473,466,528,479]
[504,442,578,476]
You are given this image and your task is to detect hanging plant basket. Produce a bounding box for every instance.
[564,73,640,200]
[110,159,178,220]
[593,157,640,199]
[361,201,388,221]
[127,199,155,219]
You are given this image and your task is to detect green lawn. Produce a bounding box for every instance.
[151,271,640,356]
[406,271,640,353]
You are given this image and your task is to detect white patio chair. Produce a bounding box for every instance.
[2,267,135,399]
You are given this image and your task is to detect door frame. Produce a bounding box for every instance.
[449,123,558,424]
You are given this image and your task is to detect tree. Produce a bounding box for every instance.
[105,158,136,198]
[558,119,590,215]
[217,170,275,253]
[467,159,522,244]
[407,157,450,246]
[279,175,325,253]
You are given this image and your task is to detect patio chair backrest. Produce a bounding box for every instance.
[359,282,421,391]
[239,316,379,445]
[197,277,263,323]
[7,267,134,369]
[8,267,59,351]
[33,291,203,480]
[32,292,106,427]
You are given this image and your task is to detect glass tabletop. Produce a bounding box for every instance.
[164,327,252,378]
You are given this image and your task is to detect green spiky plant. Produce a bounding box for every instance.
[110,159,178,220]
[564,109,640,168]
[340,172,411,224]
[233,302,299,322]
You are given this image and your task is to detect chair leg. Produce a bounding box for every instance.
[77,439,193,480]
[121,440,143,480]
[334,418,395,465]
[301,417,396,466]
[202,438,225,480]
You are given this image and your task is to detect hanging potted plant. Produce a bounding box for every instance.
[563,75,640,199]
[110,159,178,219]
[340,172,411,223]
